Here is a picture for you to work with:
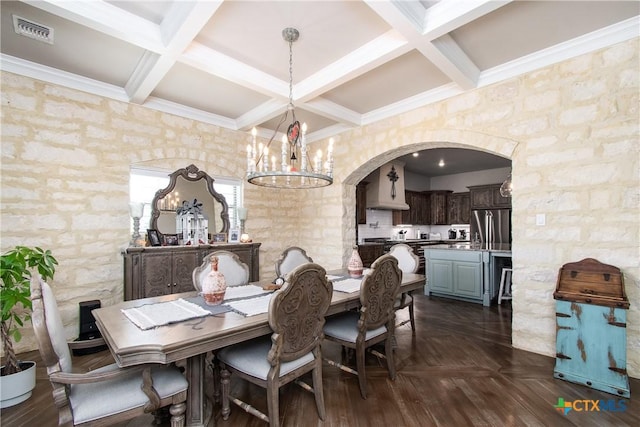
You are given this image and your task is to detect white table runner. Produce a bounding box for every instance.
[226,293,273,317]
[122,298,211,330]
[223,284,270,301]
[332,277,363,293]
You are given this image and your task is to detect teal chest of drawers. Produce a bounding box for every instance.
[553,258,630,397]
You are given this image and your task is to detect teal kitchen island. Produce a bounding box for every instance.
[423,243,512,306]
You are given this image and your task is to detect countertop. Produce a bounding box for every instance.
[361,239,470,245]
[422,243,512,253]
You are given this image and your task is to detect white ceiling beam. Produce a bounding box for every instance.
[235,99,289,131]
[301,98,362,127]
[295,30,410,102]
[422,0,513,40]
[181,42,288,99]
[21,0,164,52]
[364,0,479,90]
[125,1,223,104]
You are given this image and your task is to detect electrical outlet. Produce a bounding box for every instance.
[536,213,546,226]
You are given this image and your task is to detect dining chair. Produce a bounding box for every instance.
[274,246,313,278]
[193,250,250,290]
[322,254,402,399]
[30,275,188,426]
[217,263,333,427]
[388,243,419,332]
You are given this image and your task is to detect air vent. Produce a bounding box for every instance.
[13,15,54,44]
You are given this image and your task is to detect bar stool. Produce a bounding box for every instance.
[498,268,513,304]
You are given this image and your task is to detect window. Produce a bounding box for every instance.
[129,167,242,233]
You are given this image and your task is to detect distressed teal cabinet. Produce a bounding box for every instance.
[553,258,630,397]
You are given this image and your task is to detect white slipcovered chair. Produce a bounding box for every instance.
[322,254,402,399]
[218,263,333,427]
[388,243,419,332]
[192,250,250,290]
[30,275,188,426]
[274,246,313,278]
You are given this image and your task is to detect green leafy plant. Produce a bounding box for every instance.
[1,246,57,375]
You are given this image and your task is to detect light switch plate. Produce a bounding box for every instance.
[536,213,546,226]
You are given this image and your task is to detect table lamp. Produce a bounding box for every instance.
[129,202,145,247]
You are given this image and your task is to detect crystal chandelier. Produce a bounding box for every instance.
[246,28,333,189]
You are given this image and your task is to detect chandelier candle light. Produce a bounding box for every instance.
[246,27,333,189]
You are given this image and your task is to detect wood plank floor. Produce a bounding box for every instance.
[2,295,639,426]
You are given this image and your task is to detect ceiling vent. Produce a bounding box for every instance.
[13,15,54,44]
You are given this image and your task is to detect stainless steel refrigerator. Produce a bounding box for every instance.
[470,209,512,244]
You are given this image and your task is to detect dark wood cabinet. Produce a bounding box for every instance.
[123,243,261,300]
[448,192,470,224]
[356,182,368,225]
[393,191,429,225]
[424,190,452,225]
[468,184,511,210]
[358,243,384,267]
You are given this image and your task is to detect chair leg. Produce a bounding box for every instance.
[385,335,396,380]
[408,298,416,333]
[356,345,367,399]
[169,401,187,427]
[221,367,231,420]
[266,382,279,427]
[312,362,326,421]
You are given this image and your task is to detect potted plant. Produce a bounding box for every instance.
[1,246,57,408]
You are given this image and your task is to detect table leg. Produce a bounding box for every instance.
[186,353,213,427]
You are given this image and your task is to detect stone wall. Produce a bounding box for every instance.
[1,38,638,377]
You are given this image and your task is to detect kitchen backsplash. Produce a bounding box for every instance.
[358,209,470,243]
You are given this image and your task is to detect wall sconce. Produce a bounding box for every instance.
[129,202,144,247]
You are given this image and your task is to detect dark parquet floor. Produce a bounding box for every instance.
[2,295,638,426]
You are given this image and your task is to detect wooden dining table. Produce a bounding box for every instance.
[93,271,425,427]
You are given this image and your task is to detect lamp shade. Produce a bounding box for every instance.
[129,202,144,219]
[237,207,248,221]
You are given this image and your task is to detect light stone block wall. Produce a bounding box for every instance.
[1,39,638,378]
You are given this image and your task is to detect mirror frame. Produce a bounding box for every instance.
[149,164,231,235]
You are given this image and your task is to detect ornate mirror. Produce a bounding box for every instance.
[149,164,230,236]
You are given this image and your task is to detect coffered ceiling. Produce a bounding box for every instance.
[1,1,638,175]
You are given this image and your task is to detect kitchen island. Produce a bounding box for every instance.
[423,243,512,306]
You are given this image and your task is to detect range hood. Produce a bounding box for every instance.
[365,161,410,210]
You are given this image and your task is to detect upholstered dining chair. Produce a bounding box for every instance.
[274,246,313,278]
[322,254,402,399]
[217,263,333,427]
[30,275,188,426]
[388,243,420,332]
[193,250,250,290]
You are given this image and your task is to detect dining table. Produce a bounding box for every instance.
[93,270,426,427]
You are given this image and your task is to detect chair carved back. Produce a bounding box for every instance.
[359,254,402,331]
[388,243,419,273]
[193,250,250,290]
[268,263,332,364]
[274,246,314,278]
[30,275,75,423]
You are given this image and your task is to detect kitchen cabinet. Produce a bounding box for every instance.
[356,182,368,225]
[424,190,452,225]
[425,249,483,301]
[123,243,261,300]
[392,190,429,225]
[468,184,511,210]
[358,243,384,267]
[448,192,470,224]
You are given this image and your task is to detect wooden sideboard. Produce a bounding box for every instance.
[123,243,261,300]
